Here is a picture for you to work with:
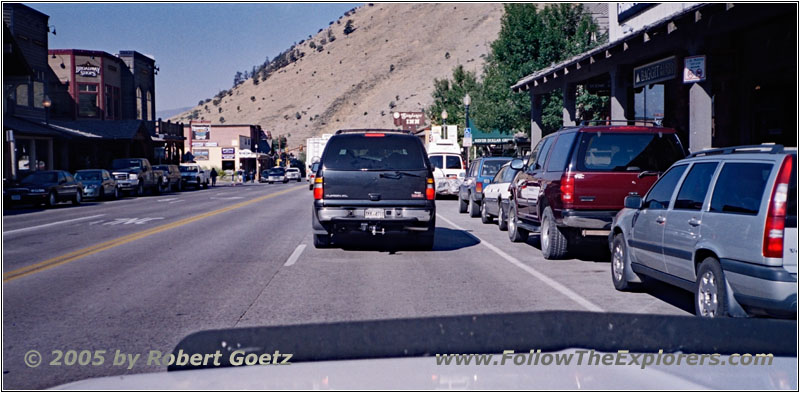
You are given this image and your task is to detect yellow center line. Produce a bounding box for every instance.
[3,185,307,283]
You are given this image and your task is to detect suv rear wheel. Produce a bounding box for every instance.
[313,233,331,248]
[507,204,528,242]
[541,207,568,259]
[695,257,729,318]
[468,194,480,218]
[458,193,468,213]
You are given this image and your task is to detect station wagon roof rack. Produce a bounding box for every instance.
[335,129,410,134]
[688,144,786,158]
[579,119,662,126]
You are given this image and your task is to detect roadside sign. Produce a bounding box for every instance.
[683,55,706,83]
[463,128,472,147]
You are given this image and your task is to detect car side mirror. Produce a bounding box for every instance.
[624,195,643,209]
[509,158,524,171]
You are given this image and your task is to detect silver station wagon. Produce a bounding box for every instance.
[609,144,797,318]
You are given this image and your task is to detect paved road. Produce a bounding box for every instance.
[2,182,691,389]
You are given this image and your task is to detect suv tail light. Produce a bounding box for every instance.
[476,181,483,193]
[313,177,324,200]
[560,173,575,208]
[763,155,793,258]
[426,177,435,200]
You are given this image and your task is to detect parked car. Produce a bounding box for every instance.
[458,157,512,217]
[609,144,797,318]
[74,169,118,200]
[6,170,83,207]
[265,167,287,184]
[154,165,183,192]
[307,162,321,190]
[507,123,686,259]
[312,129,436,249]
[286,167,302,182]
[111,158,164,196]
[480,161,522,229]
[429,153,464,196]
[180,163,209,189]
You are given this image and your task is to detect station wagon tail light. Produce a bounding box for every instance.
[763,155,793,258]
[313,177,324,200]
[426,177,435,200]
[560,173,575,208]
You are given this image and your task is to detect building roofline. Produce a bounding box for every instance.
[49,49,124,64]
[511,3,711,92]
[4,3,49,20]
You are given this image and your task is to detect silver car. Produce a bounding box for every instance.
[609,144,796,318]
[286,167,302,182]
[74,169,119,200]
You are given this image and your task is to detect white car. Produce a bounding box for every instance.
[480,162,521,230]
[286,167,302,182]
[179,163,209,189]
[429,153,464,195]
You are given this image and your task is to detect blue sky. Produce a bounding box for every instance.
[27,2,361,111]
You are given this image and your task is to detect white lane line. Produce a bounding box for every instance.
[436,214,604,313]
[283,244,307,267]
[3,214,106,236]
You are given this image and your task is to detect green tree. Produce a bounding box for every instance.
[343,19,355,35]
[425,65,480,139]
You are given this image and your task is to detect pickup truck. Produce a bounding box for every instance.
[179,163,210,189]
[111,158,165,197]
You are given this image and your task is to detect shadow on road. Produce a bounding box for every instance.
[335,227,480,252]
[524,234,612,262]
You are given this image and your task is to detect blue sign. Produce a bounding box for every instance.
[464,128,472,138]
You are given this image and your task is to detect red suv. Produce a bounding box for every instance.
[507,123,687,259]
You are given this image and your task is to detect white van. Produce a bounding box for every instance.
[427,125,464,195]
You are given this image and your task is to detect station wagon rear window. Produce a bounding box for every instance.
[576,132,684,172]
[323,134,426,171]
[710,162,772,215]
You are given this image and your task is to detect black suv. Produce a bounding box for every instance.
[311,129,436,249]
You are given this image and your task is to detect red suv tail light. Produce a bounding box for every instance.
[560,173,575,208]
[426,177,435,200]
[763,155,793,258]
[313,177,324,200]
[476,181,483,193]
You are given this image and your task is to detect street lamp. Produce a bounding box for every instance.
[42,95,52,124]
[463,93,471,163]
[441,109,448,139]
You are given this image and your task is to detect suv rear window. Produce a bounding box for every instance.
[575,132,684,172]
[323,134,427,171]
[481,160,508,176]
[710,162,773,215]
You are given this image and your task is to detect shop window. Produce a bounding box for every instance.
[136,87,143,120]
[78,83,99,118]
[634,84,665,123]
[105,85,114,119]
[16,84,29,106]
[33,82,44,109]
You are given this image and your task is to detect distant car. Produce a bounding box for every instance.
[312,129,436,249]
[429,153,464,196]
[480,161,521,229]
[180,163,209,189]
[610,144,797,319]
[458,157,512,217]
[6,170,83,207]
[507,123,687,259]
[74,169,118,200]
[307,162,321,190]
[111,158,163,197]
[286,167,302,182]
[154,165,183,192]
[265,167,287,184]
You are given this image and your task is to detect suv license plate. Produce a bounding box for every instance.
[365,208,385,219]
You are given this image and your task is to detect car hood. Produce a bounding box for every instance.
[112,168,142,174]
[54,352,796,390]
[78,180,102,186]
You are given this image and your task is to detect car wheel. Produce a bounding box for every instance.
[611,233,637,291]
[72,190,82,205]
[498,201,508,231]
[507,204,528,242]
[457,192,467,213]
[469,194,481,218]
[313,233,332,248]
[114,187,119,200]
[480,200,493,224]
[540,207,568,260]
[695,257,729,318]
[99,188,105,200]
[136,182,144,197]
[47,191,58,207]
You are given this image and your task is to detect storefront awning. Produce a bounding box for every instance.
[468,119,514,145]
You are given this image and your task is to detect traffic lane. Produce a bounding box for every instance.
[2,183,303,274]
[437,200,692,316]
[235,221,590,329]
[2,181,288,230]
[2,184,310,389]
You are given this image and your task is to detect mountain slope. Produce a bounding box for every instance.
[171,3,504,148]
